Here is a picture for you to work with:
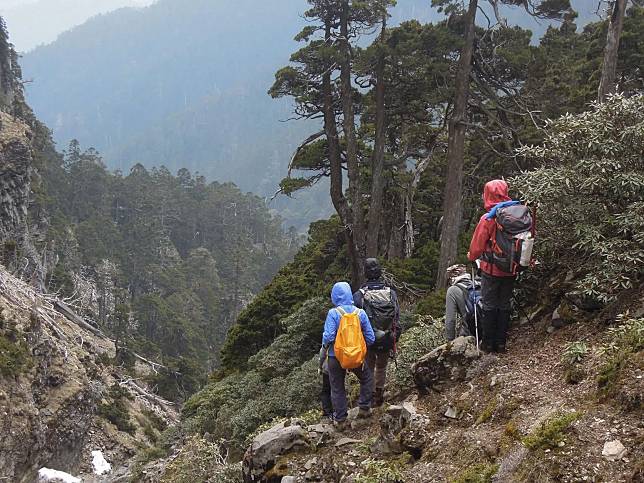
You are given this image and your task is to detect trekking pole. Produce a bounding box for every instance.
[472,264,480,355]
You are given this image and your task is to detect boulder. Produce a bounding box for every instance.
[412,336,480,390]
[281,477,297,483]
[602,440,627,461]
[373,401,429,458]
[444,406,458,419]
[334,437,361,447]
[243,422,309,482]
[307,423,335,445]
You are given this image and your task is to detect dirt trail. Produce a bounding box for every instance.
[282,315,643,482]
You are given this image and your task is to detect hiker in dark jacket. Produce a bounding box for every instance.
[322,282,375,427]
[444,264,476,341]
[468,180,516,353]
[353,259,400,407]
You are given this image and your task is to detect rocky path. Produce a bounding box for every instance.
[245,311,643,482]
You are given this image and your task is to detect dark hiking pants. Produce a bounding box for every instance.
[321,373,333,418]
[328,355,374,421]
[480,273,515,350]
[366,349,389,390]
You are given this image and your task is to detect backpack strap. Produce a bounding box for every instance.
[336,307,347,316]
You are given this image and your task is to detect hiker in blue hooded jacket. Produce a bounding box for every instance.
[321,281,375,428]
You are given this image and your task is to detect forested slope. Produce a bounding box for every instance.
[135,2,643,481]
[20,0,599,229]
[0,16,300,403]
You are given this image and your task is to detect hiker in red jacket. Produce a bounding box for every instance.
[467,180,516,353]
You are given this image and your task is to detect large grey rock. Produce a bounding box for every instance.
[242,422,309,482]
[373,401,428,457]
[602,440,627,461]
[307,423,335,438]
[281,477,297,483]
[335,437,362,447]
[411,336,480,390]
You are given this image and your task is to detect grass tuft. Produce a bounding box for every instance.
[522,412,580,450]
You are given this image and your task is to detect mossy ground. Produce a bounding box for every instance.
[0,311,32,378]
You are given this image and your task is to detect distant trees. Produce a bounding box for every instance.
[37,142,299,396]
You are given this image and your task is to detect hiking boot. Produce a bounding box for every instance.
[320,415,333,424]
[357,407,372,419]
[480,341,495,353]
[372,388,384,408]
[334,419,349,431]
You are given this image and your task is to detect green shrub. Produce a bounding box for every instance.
[561,341,588,365]
[220,218,347,371]
[522,411,580,450]
[0,317,33,378]
[475,398,497,425]
[387,315,444,392]
[160,436,242,483]
[98,384,136,434]
[597,314,643,397]
[513,94,644,303]
[184,298,326,448]
[451,463,499,483]
[355,454,410,483]
[416,289,447,318]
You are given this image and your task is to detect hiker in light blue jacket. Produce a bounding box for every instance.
[321,282,375,428]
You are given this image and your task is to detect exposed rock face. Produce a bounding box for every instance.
[411,336,480,390]
[0,266,176,482]
[0,111,32,242]
[243,421,310,482]
[0,110,46,288]
[373,401,430,457]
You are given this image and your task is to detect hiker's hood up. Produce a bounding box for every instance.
[483,179,511,211]
[331,281,354,306]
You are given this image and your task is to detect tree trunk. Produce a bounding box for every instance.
[340,1,365,286]
[597,0,627,102]
[366,16,388,258]
[403,154,433,258]
[436,0,478,289]
[387,190,405,260]
[322,18,362,288]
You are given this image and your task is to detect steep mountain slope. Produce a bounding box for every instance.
[0,264,178,482]
[0,0,155,52]
[21,0,312,190]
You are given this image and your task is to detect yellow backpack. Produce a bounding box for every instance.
[334,307,367,369]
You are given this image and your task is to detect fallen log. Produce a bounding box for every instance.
[53,300,108,340]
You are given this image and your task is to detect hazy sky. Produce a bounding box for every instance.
[0,0,156,52]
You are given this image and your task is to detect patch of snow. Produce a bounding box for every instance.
[37,468,81,483]
[92,450,112,475]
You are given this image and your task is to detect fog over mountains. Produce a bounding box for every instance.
[20,0,598,226]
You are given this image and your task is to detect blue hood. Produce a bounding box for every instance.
[331,282,354,306]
